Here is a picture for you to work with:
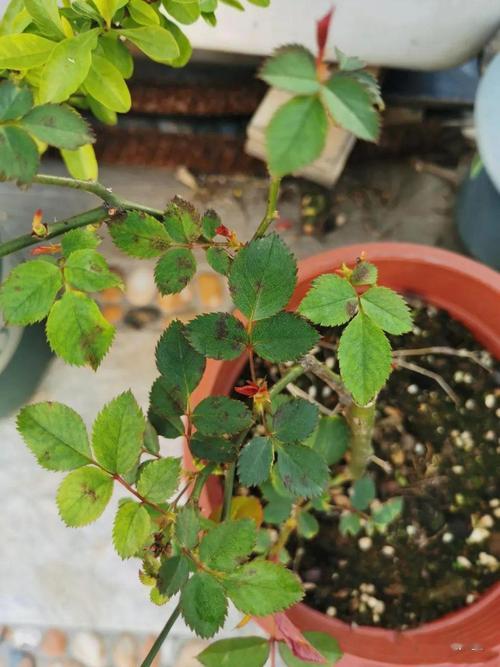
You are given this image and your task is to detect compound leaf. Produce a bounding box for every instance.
[322,75,379,142]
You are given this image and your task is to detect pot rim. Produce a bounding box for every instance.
[188,242,500,666]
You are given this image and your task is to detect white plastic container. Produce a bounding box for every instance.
[185,0,500,70]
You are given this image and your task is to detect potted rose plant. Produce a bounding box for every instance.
[0,3,499,667]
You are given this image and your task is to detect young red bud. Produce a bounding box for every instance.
[31,209,48,238]
[316,7,335,68]
[31,244,62,256]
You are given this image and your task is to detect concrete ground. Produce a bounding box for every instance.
[0,155,462,666]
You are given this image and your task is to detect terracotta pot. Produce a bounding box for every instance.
[187,242,500,667]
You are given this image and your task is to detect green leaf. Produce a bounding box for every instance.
[251,312,319,362]
[158,555,191,596]
[65,249,122,292]
[206,247,231,276]
[360,286,413,335]
[0,0,28,36]
[129,0,161,24]
[154,248,196,295]
[40,30,99,104]
[181,572,227,638]
[109,211,171,258]
[187,312,247,360]
[25,0,64,39]
[98,34,134,79]
[148,376,185,438]
[118,26,180,64]
[200,519,256,572]
[0,81,33,121]
[57,466,113,527]
[0,34,56,70]
[238,436,273,487]
[21,104,94,150]
[0,260,62,325]
[224,560,303,615]
[62,228,100,257]
[322,75,379,142]
[277,443,328,498]
[84,53,131,113]
[61,144,98,180]
[113,498,152,558]
[46,291,115,369]
[87,95,118,125]
[266,95,327,176]
[198,637,270,667]
[192,396,252,436]
[298,274,358,326]
[162,18,192,68]
[350,261,377,286]
[0,125,39,185]
[274,399,319,443]
[338,312,392,405]
[372,497,403,527]
[229,234,297,321]
[17,402,91,471]
[136,457,181,502]
[175,504,200,549]
[351,475,375,510]
[297,511,319,539]
[94,0,127,25]
[164,196,201,242]
[339,511,361,536]
[279,632,342,666]
[335,47,365,72]
[201,209,220,239]
[163,0,200,24]
[156,320,205,405]
[190,433,237,463]
[305,415,349,465]
[143,421,160,455]
[92,390,145,474]
[260,46,319,95]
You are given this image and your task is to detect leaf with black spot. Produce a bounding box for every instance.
[190,433,237,463]
[164,196,201,242]
[187,312,247,360]
[192,396,252,437]
[276,443,328,498]
[154,247,196,295]
[148,376,185,438]
[251,311,319,362]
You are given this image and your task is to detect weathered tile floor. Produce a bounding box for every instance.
[0,156,462,666]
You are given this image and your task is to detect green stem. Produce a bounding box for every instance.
[140,602,182,667]
[253,176,282,239]
[346,401,376,479]
[269,364,307,399]
[33,174,121,206]
[0,206,109,258]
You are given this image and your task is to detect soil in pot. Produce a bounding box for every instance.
[234,297,500,631]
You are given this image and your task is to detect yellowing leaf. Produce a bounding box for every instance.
[84,53,131,113]
[61,144,98,180]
